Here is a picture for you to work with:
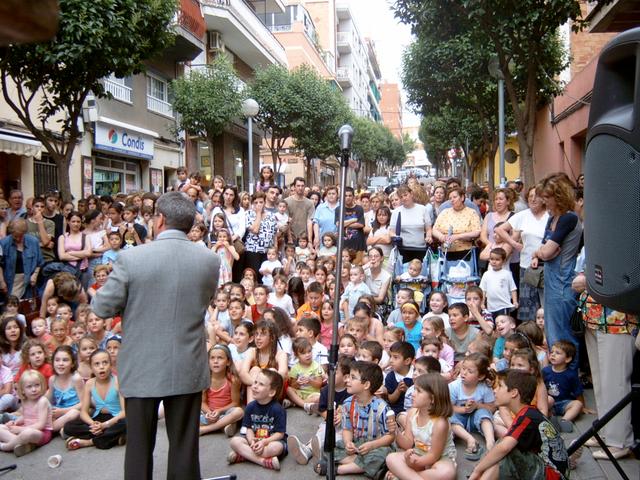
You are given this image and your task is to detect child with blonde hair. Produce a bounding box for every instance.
[0,370,52,456]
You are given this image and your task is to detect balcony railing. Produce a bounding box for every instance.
[201,0,287,66]
[103,78,132,104]
[336,66,353,86]
[178,0,206,38]
[147,95,174,117]
[267,24,292,33]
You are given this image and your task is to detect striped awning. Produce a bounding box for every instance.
[0,129,42,159]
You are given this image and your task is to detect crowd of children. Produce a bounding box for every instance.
[0,180,593,480]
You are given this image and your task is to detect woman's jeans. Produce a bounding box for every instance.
[543,254,579,369]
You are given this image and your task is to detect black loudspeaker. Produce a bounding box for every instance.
[585,28,640,314]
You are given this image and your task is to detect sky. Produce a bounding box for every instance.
[344,0,421,129]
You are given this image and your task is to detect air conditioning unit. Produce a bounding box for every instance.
[208,31,224,51]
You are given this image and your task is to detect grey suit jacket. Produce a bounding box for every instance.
[92,230,220,398]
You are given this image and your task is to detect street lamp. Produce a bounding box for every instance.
[324,124,353,480]
[242,98,260,194]
[488,56,506,187]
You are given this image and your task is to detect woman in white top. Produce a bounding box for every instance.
[364,246,392,307]
[389,185,433,263]
[82,210,110,288]
[495,186,549,322]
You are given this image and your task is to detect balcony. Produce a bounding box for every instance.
[103,78,132,104]
[337,31,353,54]
[164,0,207,63]
[336,66,353,87]
[267,24,292,33]
[201,0,288,67]
[147,96,174,118]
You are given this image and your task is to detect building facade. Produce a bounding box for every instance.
[380,82,403,139]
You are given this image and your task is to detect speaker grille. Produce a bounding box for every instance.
[584,134,640,311]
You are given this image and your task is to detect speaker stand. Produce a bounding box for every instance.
[568,383,640,480]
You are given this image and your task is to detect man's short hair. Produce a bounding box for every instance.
[344,186,355,195]
[156,192,195,233]
[306,282,324,295]
[389,341,416,360]
[292,177,305,186]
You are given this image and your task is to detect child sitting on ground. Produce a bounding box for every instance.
[396,355,441,430]
[325,361,395,477]
[465,286,495,336]
[385,341,416,416]
[386,373,457,480]
[340,266,372,321]
[357,341,383,364]
[422,316,455,370]
[228,369,286,471]
[492,315,517,371]
[295,316,329,370]
[469,370,568,480]
[287,338,324,414]
[449,353,496,461]
[542,340,584,433]
[386,288,414,327]
[446,303,479,364]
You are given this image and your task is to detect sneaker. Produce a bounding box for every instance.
[303,403,314,415]
[227,451,245,465]
[224,422,237,437]
[311,435,321,464]
[282,399,292,409]
[263,456,280,470]
[14,443,35,457]
[288,435,312,465]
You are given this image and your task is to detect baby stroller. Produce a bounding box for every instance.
[390,246,434,312]
[435,246,480,305]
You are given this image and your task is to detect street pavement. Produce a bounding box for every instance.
[0,389,637,479]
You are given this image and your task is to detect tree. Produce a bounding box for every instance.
[172,55,244,165]
[289,65,352,183]
[249,64,298,179]
[394,0,592,186]
[0,0,177,200]
[401,132,416,155]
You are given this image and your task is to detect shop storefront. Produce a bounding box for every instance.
[92,120,156,195]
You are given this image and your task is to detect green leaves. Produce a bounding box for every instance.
[171,55,243,141]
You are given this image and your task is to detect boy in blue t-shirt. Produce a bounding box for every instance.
[101,231,122,266]
[542,340,583,433]
[384,341,415,415]
[228,369,286,471]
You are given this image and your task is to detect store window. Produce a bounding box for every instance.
[198,141,212,179]
[94,156,140,196]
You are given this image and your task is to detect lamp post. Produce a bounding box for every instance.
[242,98,260,194]
[488,57,506,187]
[324,124,353,480]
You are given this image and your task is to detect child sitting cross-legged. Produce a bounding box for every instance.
[543,340,584,433]
[319,361,395,477]
[357,340,383,364]
[469,370,568,480]
[199,344,244,437]
[287,338,324,414]
[386,373,457,480]
[396,355,441,431]
[228,369,286,471]
[449,353,496,461]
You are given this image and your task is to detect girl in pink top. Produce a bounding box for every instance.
[0,369,52,456]
[199,344,244,436]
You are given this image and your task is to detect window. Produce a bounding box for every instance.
[146,73,173,117]
[103,74,133,103]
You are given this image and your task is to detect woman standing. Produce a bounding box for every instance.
[244,192,277,284]
[312,186,339,249]
[0,219,43,299]
[479,188,519,277]
[495,186,549,322]
[364,246,392,307]
[431,183,447,218]
[58,211,92,278]
[531,174,582,367]
[432,187,481,260]
[389,186,433,263]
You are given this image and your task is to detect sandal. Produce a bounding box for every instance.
[65,437,82,451]
[314,458,327,476]
[464,443,485,461]
[385,471,399,480]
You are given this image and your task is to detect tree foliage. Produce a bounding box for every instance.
[172,54,244,156]
[0,0,177,200]
[352,117,405,176]
[394,0,594,186]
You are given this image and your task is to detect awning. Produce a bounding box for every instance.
[0,129,42,159]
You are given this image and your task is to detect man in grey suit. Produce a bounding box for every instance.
[93,192,220,480]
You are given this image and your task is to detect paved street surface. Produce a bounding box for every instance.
[0,390,637,479]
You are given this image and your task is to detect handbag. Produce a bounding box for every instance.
[569,296,587,337]
[523,266,544,288]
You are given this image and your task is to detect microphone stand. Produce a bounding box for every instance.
[324,124,353,480]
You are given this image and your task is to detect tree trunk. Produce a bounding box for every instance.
[53,150,72,202]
